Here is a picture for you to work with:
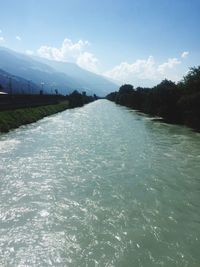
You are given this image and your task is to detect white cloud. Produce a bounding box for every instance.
[16,36,21,41]
[37,38,98,72]
[25,49,34,55]
[105,56,157,82]
[157,58,181,74]
[181,51,189,58]
[76,52,98,72]
[105,56,182,86]
[0,36,5,43]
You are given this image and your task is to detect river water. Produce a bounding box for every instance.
[0,100,200,267]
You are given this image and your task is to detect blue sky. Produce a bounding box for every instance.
[0,0,200,86]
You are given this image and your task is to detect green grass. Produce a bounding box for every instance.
[0,101,69,133]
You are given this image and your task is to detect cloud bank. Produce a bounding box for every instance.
[31,37,190,86]
[37,38,98,72]
[104,52,189,86]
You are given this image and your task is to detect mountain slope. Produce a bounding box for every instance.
[0,47,117,95]
[0,68,41,94]
[0,47,83,94]
[35,57,118,95]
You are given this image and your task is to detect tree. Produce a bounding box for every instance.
[181,66,200,93]
[68,90,83,108]
[118,84,134,94]
[106,66,200,130]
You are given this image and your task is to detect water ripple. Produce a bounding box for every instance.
[0,100,200,266]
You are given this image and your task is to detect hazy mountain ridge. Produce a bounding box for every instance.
[0,47,117,95]
[35,57,118,95]
[0,68,41,94]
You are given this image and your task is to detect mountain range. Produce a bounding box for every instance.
[0,47,118,96]
[0,68,41,94]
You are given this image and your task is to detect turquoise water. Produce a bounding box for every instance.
[0,100,200,266]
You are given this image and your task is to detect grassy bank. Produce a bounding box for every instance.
[0,101,69,133]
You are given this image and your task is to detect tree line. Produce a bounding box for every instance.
[106,66,200,131]
[0,89,98,111]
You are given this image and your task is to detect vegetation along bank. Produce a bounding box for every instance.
[0,91,96,133]
[107,66,200,131]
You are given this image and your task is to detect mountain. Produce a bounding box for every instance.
[0,47,118,96]
[0,68,41,94]
[34,57,118,95]
[0,47,82,95]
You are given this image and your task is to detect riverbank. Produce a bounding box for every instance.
[0,101,70,133]
[106,66,200,132]
[0,91,97,133]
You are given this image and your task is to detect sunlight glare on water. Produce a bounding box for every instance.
[0,100,200,266]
